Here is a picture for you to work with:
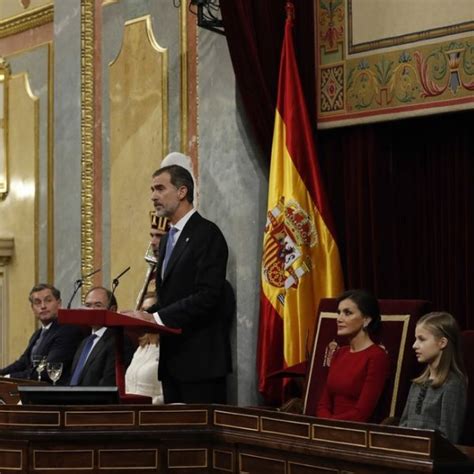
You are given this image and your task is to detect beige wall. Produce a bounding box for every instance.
[0,73,38,362]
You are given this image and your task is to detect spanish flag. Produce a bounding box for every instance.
[257,2,344,404]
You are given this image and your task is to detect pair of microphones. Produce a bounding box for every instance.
[66,266,131,309]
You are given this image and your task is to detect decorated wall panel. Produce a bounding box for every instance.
[0,2,53,361]
[317,0,474,128]
[0,73,38,363]
[109,15,168,309]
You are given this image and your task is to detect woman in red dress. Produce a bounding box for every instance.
[316,289,390,422]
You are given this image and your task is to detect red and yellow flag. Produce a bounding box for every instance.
[257,2,344,404]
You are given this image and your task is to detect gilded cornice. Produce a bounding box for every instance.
[0,5,53,39]
[80,0,95,295]
[0,237,14,266]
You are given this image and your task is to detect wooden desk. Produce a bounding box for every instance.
[0,377,46,405]
[0,404,472,473]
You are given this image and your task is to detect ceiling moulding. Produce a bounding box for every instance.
[0,4,53,39]
[0,237,14,266]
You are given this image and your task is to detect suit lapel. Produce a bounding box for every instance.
[30,320,58,355]
[78,329,111,382]
[37,320,58,352]
[162,213,201,281]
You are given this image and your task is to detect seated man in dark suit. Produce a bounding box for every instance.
[0,283,85,383]
[68,286,134,386]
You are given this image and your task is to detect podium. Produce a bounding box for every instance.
[58,309,181,403]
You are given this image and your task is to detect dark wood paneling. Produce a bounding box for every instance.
[0,448,23,470]
[168,448,208,468]
[261,416,310,439]
[369,431,431,455]
[0,405,471,473]
[98,448,158,469]
[288,462,339,474]
[312,424,367,447]
[240,452,286,474]
[214,409,259,431]
[140,408,208,426]
[0,409,60,427]
[33,449,94,469]
[64,410,135,427]
[213,448,234,472]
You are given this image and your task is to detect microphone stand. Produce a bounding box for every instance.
[108,266,131,309]
[66,268,101,309]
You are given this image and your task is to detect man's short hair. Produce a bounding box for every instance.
[29,283,61,303]
[153,165,194,204]
[85,286,118,310]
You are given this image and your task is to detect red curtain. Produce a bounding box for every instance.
[220,1,474,329]
[318,114,474,328]
[220,0,315,156]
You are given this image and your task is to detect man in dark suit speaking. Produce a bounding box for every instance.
[129,164,232,404]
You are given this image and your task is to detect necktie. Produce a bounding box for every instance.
[30,328,47,363]
[69,334,97,385]
[162,227,178,274]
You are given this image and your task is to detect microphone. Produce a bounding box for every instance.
[108,266,131,309]
[112,266,131,289]
[66,268,101,309]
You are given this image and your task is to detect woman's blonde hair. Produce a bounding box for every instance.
[138,332,159,347]
[139,292,159,346]
[413,312,467,388]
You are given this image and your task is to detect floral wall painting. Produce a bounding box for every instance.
[316,0,474,128]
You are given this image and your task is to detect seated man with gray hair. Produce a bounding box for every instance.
[0,283,85,384]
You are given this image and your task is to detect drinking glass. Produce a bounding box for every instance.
[46,362,63,386]
[32,356,47,382]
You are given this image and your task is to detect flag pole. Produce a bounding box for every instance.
[285,1,295,22]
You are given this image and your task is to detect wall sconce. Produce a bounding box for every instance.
[174,0,225,36]
[0,57,10,201]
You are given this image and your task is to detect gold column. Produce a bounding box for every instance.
[80,0,96,296]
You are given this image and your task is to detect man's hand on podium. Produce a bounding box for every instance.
[122,310,156,324]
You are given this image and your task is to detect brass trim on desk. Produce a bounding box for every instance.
[0,448,23,470]
[64,410,135,427]
[312,423,367,447]
[33,449,94,470]
[239,452,286,473]
[212,449,234,472]
[369,430,431,456]
[261,416,311,439]
[0,409,60,427]
[288,460,338,473]
[167,448,208,469]
[98,448,158,470]
[139,408,208,426]
[214,410,259,432]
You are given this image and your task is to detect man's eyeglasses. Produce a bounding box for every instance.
[415,382,430,415]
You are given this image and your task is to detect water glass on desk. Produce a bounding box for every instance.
[47,362,63,386]
[32,356,47,382]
